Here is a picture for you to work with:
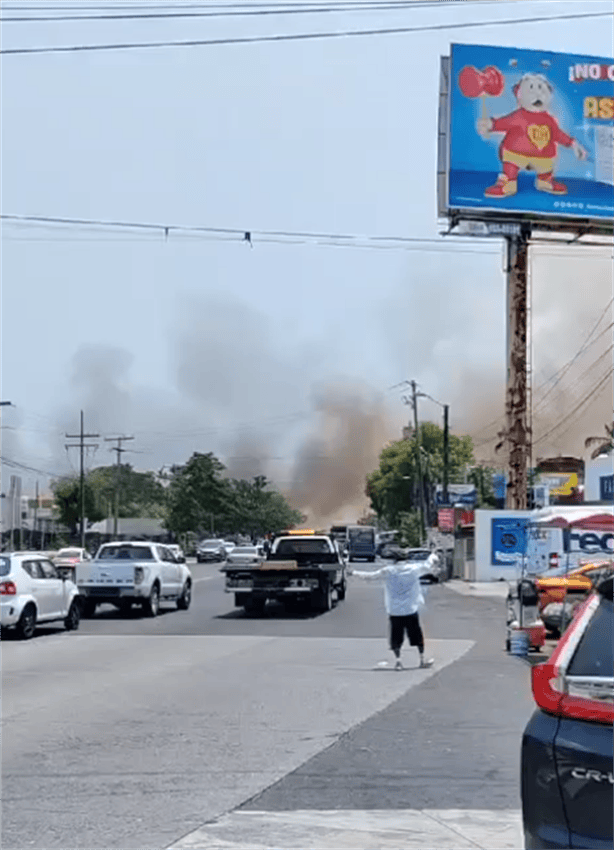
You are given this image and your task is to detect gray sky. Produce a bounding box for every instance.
[1,0,612,517]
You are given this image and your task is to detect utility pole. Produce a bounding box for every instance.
[443,404,449,506]
[66,411,100,550]
[105,436,134,537]
[504,227,531,510]
[411,381,426,545]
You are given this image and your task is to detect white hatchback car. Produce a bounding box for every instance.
[0,552,82,639]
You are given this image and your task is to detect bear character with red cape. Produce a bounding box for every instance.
[474,72,587,197]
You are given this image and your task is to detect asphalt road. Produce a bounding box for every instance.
[2,560,535,849]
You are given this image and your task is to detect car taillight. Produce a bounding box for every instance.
[0,581,17,595]
[532,662,614,725]
[134,567,144,584]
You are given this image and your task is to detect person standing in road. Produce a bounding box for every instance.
[347,554,438,670]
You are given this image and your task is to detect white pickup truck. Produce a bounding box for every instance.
[77,541,192,618]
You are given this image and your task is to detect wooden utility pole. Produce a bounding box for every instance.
[504,227,531,510]
[105,436,134,537]
[66,411,100,549]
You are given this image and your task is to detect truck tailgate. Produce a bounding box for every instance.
[77,561,135,585]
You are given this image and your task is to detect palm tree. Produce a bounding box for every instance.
[584,421,614,459]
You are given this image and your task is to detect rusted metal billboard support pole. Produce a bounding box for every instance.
[504,226,531,510]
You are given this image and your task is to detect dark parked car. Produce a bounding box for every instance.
[521,574,613,849]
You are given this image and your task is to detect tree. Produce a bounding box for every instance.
[397,511,423,548]
[226,476,304,538]
[88,465,167,518]
[468,465,499,509]
[366,422,474,528]
[165,452,233,537]
[585,421,614,459]
[51,477,105,537]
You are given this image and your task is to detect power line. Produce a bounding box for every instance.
[2,10,611,55]
[0,1,498,22]
[532,367,614,447]
[5,214,612,257]
[532,300,614,411]
[1,213,504,255]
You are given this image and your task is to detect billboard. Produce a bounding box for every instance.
[439,43,614,223]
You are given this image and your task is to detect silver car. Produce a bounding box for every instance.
[1,552,81,639]
[225,545,265,566]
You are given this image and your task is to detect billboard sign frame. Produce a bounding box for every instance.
[438,43,614,233]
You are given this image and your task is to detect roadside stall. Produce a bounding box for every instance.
[507,508,614,655]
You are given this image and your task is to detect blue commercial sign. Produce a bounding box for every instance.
[600,474,614,502]
[435,484,476,507]
[491,516,529,567]
[447,44,614,221]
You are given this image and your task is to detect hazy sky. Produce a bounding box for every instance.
[1,0,612,519]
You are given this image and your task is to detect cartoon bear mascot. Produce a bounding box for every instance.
[477,72,587,197]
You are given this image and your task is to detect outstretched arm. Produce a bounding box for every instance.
[347,565,390,581]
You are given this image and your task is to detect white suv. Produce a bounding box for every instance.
[0,552,82,639]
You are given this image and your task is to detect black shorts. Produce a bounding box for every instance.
[389,613,424,651]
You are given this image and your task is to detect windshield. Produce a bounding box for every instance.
[348,529,374,542]
[567,596,613,678]
[200,540,222,547]
[405,551,431,561]
[231,548,258,555]
[0,557,10,576]
[58,549,82,557]
[98,546,154,560]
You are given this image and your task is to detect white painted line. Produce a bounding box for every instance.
[170,808,523,849]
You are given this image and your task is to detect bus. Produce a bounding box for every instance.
[347,525,376,562]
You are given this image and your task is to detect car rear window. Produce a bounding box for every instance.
[0,557,10,576]
[567,596,613,678]
[275,540,332,555]
[98,546,154,560]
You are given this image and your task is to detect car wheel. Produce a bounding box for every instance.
[81,599,97,618]
[64,600,81,631]
[16,604,37,640]
[318,581,334,612]
[177,580,192,610]
[143,584,160,617]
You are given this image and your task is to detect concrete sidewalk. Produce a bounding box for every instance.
[445,579,512,598]
[171,807,523,849]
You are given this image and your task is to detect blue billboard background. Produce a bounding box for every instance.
[491,516,529,567]
[448,43,613,221]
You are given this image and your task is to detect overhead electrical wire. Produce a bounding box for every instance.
[4,215,612,258]
[1,213,504,255]
[2,10,611,55]
[1,1,501,22]
[532,367,614,447]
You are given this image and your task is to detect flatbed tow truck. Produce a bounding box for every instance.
[221,530,347,615]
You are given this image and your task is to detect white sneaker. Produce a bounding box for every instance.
[394,659,403,670]
[419,657,434,668]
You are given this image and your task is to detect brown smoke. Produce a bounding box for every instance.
[286,381,394,527]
